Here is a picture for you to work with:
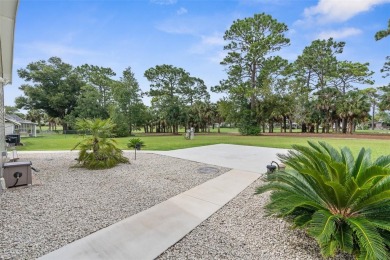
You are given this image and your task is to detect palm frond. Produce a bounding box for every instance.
[373,155,390,168]
[308,210,339,257]
[351,148,371,179]
[257,141,390,259]
[335,223,354,254]
[347,217,389,260]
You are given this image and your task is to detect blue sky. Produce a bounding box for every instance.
[5,0,390,107]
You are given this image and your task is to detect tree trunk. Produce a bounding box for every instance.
[372,103,375,130]
[342,117,347,134]
[302,122,307,133]
[250,63,257,112]
[62,122,68,134]
[348,119,353,134]
[269,120,273,133]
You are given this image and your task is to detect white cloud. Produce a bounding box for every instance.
[207,51,227,64]
[189,33,225,55]
[317,27,362,39]
[201,34,225,46]
[21,42,96,58]
[150,0,177,5]
[304,0,390,23]
[177,7,188,15]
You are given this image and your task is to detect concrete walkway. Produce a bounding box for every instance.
[39,145,288,260]
[153,144,288,173]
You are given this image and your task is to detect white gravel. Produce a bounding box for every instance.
[1,152,353,260]
[158,178,353,260]
[0,152,229,260]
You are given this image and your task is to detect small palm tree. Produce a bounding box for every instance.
[256,141,390,259]
[72,118,129,169]
[127,138,145,149]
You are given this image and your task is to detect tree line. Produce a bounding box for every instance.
[13,13,390,136]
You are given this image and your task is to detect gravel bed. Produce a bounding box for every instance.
[158,178,353,260]
[0,152,229,260]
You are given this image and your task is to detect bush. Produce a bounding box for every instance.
[72,118,129,169]
[238,110,260,135]
[256,141,390,259]
[111,111,130,137]
[239,124,260,135]
[127,138,145,149]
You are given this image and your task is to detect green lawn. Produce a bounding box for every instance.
[16,133,390,160]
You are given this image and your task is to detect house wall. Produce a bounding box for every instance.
[5,122,15,135]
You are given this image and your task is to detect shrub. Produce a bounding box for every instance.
[72,118,129,169]
[256,141,390,259]
[238,110,260,136]
[127,138,145,149]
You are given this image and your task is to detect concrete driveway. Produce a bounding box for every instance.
[153,144,289,173]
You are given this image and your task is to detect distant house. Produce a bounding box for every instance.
[5,114,37,137]
[368,121,389,130]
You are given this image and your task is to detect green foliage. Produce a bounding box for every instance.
[256,141,390,259]
[110,109,130,137]
[375,19,390,41]
[220,12,290,115]
[238,124,260,136]
[379,84,390,112]
[127,138,145,149]
[72,118,129,169]
[238,110,260,135]
[16,57,84,130]
[76,64,116,119]
[111,67,144,135]
[72,85,109,119]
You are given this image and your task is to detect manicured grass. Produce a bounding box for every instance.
[17,133,390,160]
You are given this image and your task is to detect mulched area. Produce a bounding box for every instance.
[260,132,390,140]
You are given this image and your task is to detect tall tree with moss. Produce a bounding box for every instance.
[218,13,290,135]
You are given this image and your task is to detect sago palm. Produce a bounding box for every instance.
[72,118,129,169]
[256,141,390,259]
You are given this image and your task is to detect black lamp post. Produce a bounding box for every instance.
[134,143,141,160]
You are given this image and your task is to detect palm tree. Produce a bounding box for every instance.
[72,118,129,169]
[344,91,370,134]
[314,87,339,133]
[257,141,390,259]
[26,109,45,131]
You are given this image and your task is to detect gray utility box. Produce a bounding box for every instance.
[3,161,32,188]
